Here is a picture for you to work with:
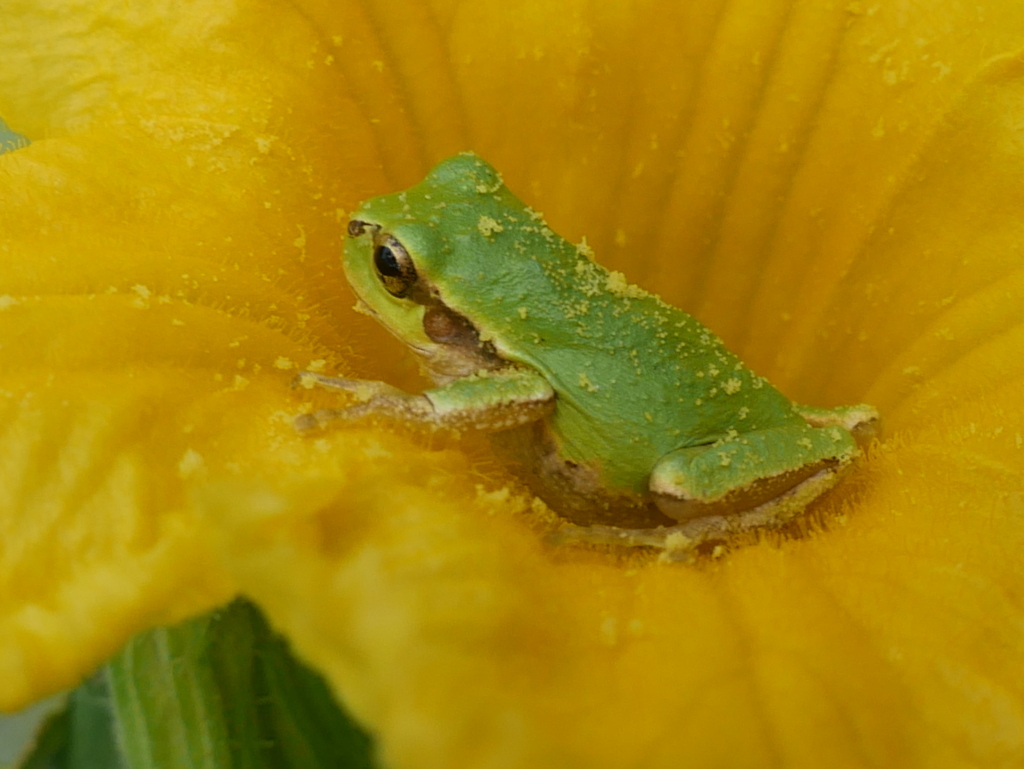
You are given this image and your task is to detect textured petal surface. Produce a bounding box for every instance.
[3,1,1024,768]
[0,0,383,707]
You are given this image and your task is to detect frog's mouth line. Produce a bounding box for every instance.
[352,296,434,358]
[351,292,507,386]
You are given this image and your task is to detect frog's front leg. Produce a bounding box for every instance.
[650,423,860,523]
[295,367,555,433]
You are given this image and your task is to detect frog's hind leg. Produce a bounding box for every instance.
[551,423,864,559]
[649,423,859,524]
[551,460,845,562]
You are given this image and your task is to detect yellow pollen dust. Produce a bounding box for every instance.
[477,215,504,237]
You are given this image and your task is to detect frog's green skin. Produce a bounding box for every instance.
[300,153,877,546]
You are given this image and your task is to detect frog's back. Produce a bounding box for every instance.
[379,154,801,490]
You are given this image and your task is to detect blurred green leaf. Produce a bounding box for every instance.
[17,676,122,769]
[106,600,375,769]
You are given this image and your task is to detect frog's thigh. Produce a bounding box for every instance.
[650,425,859,523]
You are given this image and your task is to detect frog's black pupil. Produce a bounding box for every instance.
[374,245,402,277]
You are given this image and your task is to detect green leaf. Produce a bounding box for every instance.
[12,703,69,769]
[253,611,375,769]
[16,676,123,769]
[106,600,376,769]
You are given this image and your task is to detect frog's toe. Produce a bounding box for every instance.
[796,403,880,444]
[293,411,323,432]
[847,407,881,444]
[293,408,353,432]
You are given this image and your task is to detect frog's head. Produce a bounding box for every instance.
[342,153,506,382]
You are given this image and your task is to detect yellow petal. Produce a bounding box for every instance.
[0,0,385,707]
[3,1,1024,768]
[204,3,1024,768]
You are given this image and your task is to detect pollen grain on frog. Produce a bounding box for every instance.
[575,237,595,259]
[578,372,599,392]
[477,215,504,238]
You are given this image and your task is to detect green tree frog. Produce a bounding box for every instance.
[298,153,877,552]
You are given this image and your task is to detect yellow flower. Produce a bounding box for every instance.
[3,1,1024,767]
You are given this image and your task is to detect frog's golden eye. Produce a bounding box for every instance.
[373,237,418,298]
